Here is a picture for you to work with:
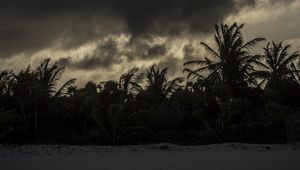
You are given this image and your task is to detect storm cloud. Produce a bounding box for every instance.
[57,36,169,70]
[0,0,298,85]
[58,38,122,70]
[0,0,255,58]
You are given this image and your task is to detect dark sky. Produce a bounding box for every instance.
[0,0,299,85]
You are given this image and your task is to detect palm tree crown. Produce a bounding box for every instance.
[184,23,265,89]
[253,41,300,88]
[145,66,183,100]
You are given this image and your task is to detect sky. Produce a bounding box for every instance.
[0,0,299,86]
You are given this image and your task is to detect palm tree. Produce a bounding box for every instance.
[35,58,76,98]
[12,66,37,134]
[91,68,152,144]
[118,67,143,99]
[91,103,154,145]
[0,108,15,140]
[13,59,76,134]
[0,70,14,96]
[184,23,265,94]
[252,42,300,88]
[291,63,300,85]
[145,66,183,103]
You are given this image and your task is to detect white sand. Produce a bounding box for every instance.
[0,143,299,170]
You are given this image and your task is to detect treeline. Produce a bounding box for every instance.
[0,23,300,145]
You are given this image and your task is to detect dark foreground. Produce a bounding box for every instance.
[0,143,300,170]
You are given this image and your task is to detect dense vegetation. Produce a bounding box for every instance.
[0,23,300,145]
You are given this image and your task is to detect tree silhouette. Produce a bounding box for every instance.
[252,41,300,88]
[184,23,265,96]
[0,70,14,96]
[118,67,143,99]
[12,66,37,135]
[12,59,76,135]
[291,63,300,85]
[35,58,76,97]
[144,65,183,104]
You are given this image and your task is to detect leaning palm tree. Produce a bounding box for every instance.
[118,67,144,98]
[252,42,300,88]
[12,66,37,132]
[184,23,265,90]
[35,58,76,98]
[15,59,76,134]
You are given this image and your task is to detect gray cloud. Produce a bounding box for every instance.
[60,39,169,70]
[157,55,182,77]
[144,44,167,59]
[183,43,197,62]
[2,0,298,85]
[0,0,256,58]
[59,38,122,70]
[269,0,295,4]
[0,13,123,58]
[114,0,255,36]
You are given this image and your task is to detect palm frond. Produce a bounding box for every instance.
[54,78,76,97]
[200,42,220,59]
[242,38,266,50]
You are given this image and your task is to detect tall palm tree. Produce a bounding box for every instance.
[12,66,37,131]
[184,23,265,91]
[13,59,76,134]
[252,42,300,88]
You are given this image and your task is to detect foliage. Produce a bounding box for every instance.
[184,23,265,95]
[252,42,300,88]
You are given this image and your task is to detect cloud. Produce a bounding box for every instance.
[0,12,124,58]
[144,44,167,59]
[157,55,182,77]
[1,0,298,86]
[112,0,255,36]
[0,0,255,58]
[58,37,171,70]
[182,44,197,62]
[268,0,295,4]
[123,37,166,61]
[226,0,300,42]
[58,38,123,70]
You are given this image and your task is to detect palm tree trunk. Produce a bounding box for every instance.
[285,118,289,143]
[19,99,26,119]
[19,99,30,133]
[34,105,38,134]
[82,119,87,134]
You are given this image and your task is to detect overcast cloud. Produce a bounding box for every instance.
[0,0,299,86]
